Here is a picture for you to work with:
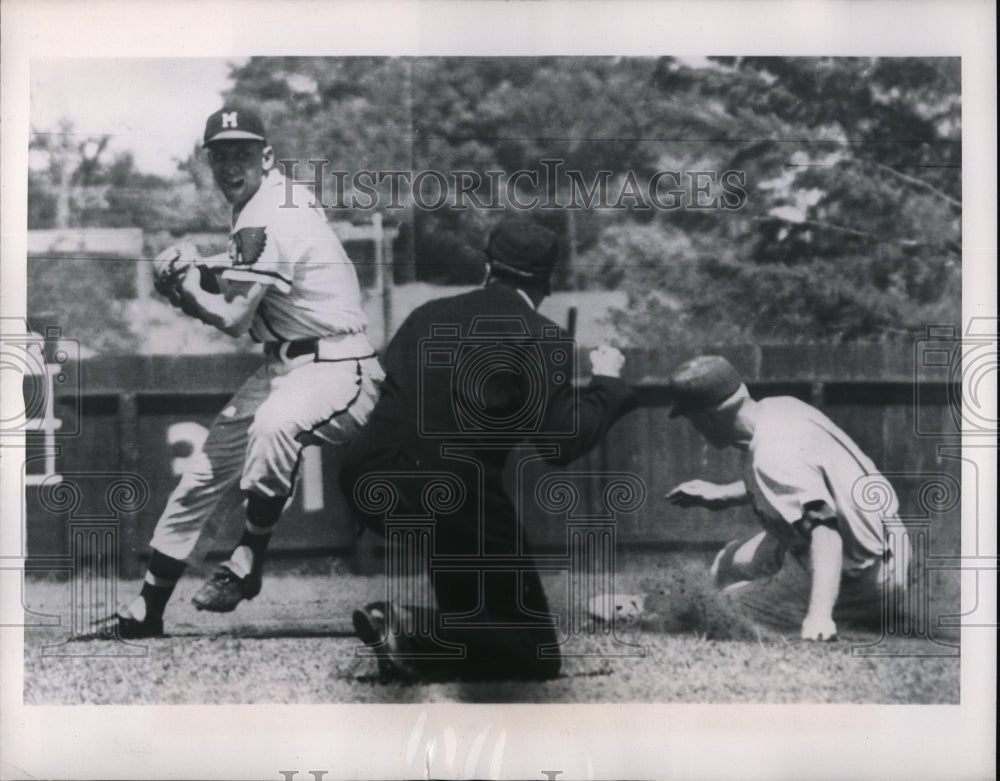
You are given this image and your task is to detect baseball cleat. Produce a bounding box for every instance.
[191,565,262,612]
[352,601,421,683]
[79,608,164,641]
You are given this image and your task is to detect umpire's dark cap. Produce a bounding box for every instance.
[203,106,267,147]
[486,218,560,294]
[668,356,744,417]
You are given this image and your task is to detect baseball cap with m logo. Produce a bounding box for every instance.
[203,107,268,147]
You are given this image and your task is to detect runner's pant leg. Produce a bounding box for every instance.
[728,551,902,632]
[724,551,812,631]
[711,531,785,588]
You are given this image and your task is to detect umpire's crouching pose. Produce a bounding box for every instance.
[340,218,637,681]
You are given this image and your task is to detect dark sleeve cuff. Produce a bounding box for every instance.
[588,374,640,415]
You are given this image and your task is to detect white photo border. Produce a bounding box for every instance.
[1,1,995,779]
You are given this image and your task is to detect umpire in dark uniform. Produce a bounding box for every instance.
[340,217,637,681]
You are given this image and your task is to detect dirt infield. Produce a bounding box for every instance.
[19,557,960,705]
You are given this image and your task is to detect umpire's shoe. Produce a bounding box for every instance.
[192,564,262,613]
[352,601,422,683]
[80,608,164,640]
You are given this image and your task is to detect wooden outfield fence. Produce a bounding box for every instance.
[22,341,963,579]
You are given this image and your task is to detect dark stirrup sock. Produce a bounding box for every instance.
[236,493,289,572]
[139,550,187,618]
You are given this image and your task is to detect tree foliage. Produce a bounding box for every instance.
[610,57,961,343]
[30,57,961,346]
[29,121,228,233]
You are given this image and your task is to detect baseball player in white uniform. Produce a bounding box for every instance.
[94,107,383,639]
[665,356,910,640]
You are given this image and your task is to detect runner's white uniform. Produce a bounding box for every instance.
[150,170,384,561]
[714,397,909,629]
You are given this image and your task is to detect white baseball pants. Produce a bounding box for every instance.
[149,351,383,562]
[712,530,911,631]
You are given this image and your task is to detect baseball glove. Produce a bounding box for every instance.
[153,242,221,304]
[153,243,200,305]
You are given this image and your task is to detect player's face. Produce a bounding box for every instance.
[206,141,267,208]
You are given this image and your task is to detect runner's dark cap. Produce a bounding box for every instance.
[668,355,744,417]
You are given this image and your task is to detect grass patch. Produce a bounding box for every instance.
[20,568,959,705]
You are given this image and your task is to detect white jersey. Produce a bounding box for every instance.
[221,169,369,343]
[743,396,893,572]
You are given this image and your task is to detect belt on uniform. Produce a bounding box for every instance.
[264,334,378,362]
[264,339,319,359]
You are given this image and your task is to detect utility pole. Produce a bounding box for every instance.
[373,212,393,344]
